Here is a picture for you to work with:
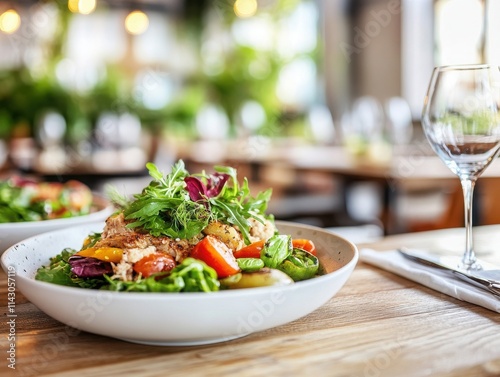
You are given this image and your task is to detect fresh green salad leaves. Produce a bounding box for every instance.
[0,181,44,222]
[0,179,93,223]
[33,161,321,294]
[35,249,220,293]
[110,160,272,244]
[35,248,106,289]
[103,258,220,292]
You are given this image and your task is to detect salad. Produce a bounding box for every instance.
[0,177,93,223]
[35,161,320,292]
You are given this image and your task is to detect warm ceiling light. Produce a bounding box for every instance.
[234,0,258,18]
[68,0,96,15]
[79,0,96,15]
[68,0,79,12]
[0,9,21,34]
[125,10,149,35]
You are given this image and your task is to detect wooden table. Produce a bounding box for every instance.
[2,225,500,377]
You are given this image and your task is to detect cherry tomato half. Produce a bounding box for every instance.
[292,239,317,256]
[133,253,176,278]
[233,240,265,259]
[191,235,240,278]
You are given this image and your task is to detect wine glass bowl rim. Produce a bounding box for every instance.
[435,64,498,72]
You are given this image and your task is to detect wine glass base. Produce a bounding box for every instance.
[440,255,499,272]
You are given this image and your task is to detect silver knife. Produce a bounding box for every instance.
[398,247,500,298]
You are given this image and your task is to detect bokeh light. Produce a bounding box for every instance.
[125,10,149,35]
[234,0,258,18]
[0,9,21,34]
[68,0,97,15]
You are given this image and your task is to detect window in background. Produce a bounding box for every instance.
[434,0,500,66]
[434,0,485,66]
[401,0,434,120]
[486,0,500,65]
[62,11,126,92]
[403,0,496,120]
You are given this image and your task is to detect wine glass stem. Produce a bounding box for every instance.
[460,177,477,268]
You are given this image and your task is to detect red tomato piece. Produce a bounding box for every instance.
[233,240,265,259]
[292,239,317,256]
[133,253,176,278]
[191,235,240,278]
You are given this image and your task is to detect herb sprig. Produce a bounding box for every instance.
[110,160,273,244]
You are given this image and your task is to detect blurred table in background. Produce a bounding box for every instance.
[176,139,500,235]
[0,129,161,193]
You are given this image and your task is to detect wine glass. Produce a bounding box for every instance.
[422,64,500,270]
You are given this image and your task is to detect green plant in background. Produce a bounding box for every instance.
[439,112,500,134]
[0,0,320,144]
[200,45,282,136]
[0,68,81,140]
[179,0,318,139]
[160,85,206,140]
[0,66,163,142]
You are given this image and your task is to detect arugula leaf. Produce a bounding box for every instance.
[209,173,272,244]
[124,197,210,238]
[122,161,211,239]
[209,199,253,243]
[146,161,165,182]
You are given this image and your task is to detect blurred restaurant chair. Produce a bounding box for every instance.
[392,181,463,233]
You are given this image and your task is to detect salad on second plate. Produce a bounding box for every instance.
[0,177,93,223]
[35,160,320,292]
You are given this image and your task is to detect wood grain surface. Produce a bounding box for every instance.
[2,226,500,377]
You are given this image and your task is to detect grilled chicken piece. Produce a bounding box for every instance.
[97,212,201,262]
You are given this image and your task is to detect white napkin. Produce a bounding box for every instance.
[360,249,500,313]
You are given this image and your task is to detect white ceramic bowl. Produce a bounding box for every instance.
[0,195,114,254]
[1,221,358,346]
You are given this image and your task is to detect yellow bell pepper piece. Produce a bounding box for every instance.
[75,247,123,263]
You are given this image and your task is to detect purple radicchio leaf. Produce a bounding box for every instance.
[184,173,229,202]
[206,173,229,197]
[184,176,208,202]
[68,255,113,278]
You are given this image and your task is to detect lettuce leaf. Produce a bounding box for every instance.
[103,258,220,293]
[35,248,107,289]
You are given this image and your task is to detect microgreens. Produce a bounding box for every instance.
[112,160,272,244]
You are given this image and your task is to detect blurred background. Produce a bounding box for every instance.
[1,0,499,240]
